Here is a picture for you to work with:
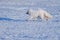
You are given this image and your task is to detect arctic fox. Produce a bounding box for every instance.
[26,9,53,21]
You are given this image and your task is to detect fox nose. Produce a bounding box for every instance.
[26,12,29,14]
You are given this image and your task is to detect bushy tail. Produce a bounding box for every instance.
[44,12,53,19]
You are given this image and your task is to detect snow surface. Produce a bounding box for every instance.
[0,0,60,40]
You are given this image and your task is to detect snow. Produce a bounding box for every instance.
[0,0,60,40]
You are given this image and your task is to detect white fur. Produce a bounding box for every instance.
[27,9,53,21]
